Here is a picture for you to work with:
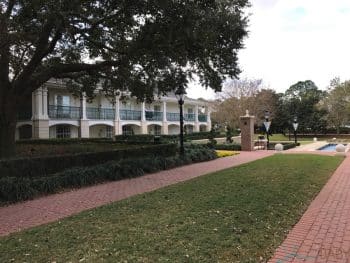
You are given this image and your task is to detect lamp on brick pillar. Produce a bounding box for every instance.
[175,87,186,156]
[263,110,271,148]
[293,116,298,144]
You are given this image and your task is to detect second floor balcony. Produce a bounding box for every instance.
[49,105,81,119]
[145,111,163,121]
[120,109,142,121]
[87,107,115,120]
[46,105,208,122]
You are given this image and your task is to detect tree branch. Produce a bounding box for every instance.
[5,0,16,18]
[14,18,62,91]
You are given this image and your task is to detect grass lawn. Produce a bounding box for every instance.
[0,155,342,262]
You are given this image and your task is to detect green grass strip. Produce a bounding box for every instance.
[0,154,343,262]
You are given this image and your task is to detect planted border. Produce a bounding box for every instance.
[0,144,177,178]
[0,145,217,203]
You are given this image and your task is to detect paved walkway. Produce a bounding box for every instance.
[269,155,350,262]
[0,151,272,237]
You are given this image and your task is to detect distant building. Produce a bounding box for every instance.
[16,79,211,139]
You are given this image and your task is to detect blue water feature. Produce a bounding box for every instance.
[318,144,346,151]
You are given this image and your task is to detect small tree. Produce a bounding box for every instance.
[207,128,217,148]
[226,125,233,143]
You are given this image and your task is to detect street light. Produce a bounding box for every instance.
[293,116,298,144]
[175,87,186,156]
[263,110,271,148]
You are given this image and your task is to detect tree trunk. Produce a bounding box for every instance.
[0,102,17,159]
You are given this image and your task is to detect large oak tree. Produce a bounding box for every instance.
[0,0,249,157]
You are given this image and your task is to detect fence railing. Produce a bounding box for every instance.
[120,109,142,120]
[184,113,195,122]
[87,107,115,120]
[49,105,81,119]
[145,111,163,121]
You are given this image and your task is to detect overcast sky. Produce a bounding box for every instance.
[187,0,350,99]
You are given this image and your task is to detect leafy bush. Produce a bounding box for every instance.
[214,143,242,151]
[17,138,113,145]
[0,144,177,178]
[0,145,217,203]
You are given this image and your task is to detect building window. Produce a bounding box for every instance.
[106,126,113,138]
[56,95,70,106]
[187,108,193,114]
[122,125,134,135]
[56,125,71,138]
[154,125,161,135]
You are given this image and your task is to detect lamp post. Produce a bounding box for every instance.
[263,110,271,148]
[293,116,298,144]
[175,87,186,156]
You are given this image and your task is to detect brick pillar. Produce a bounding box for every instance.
[240,111,255,151]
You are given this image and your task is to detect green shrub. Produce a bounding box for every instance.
[17,138,113,145]
[0,145,217,203]
[214,143,242,151]
[0,144,177,178]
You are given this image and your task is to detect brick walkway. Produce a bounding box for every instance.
[0,151,272,237]
[269,155,350,262]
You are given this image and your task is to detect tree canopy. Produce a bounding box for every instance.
[0,0,250,157]
[0,0,249,101]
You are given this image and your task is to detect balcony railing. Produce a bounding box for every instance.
[184,113,195,122]
[87,107,115,120]
[17,111,32,121]
[46,106,208,123]
[167,112,180,121]
[49,105,81,119]
[145,111,163,121]
[198,114,207,122]
[120,109,142,120]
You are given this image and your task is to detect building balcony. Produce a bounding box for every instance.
[49,105,81,119]
[87,107,115,120]
[198,114,207,122]
[166,112,180,121]
[120,109,142,121]
[184,113,195,122]
[145,111,163,121]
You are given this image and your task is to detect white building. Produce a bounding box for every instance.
[16,80,212,139]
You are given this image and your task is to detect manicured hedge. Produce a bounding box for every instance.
[0,144,177,178]
[184,131,220,141]
[0,145,217,203]
[114,132,222,144]
[17,138,113,145]
[213,143,242,151]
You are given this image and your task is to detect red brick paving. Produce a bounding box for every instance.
[269,155,350,263]
[0,151,272,237]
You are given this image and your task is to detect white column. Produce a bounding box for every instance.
[141,102,146,121]
[42,87,48,119]
[194,104,200,132]
[162,101,168,134]
[163,101,167,122]
[81,92,87,120]
[114,96,120,121]
[34,88,43,119]
[114,96,121,136]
